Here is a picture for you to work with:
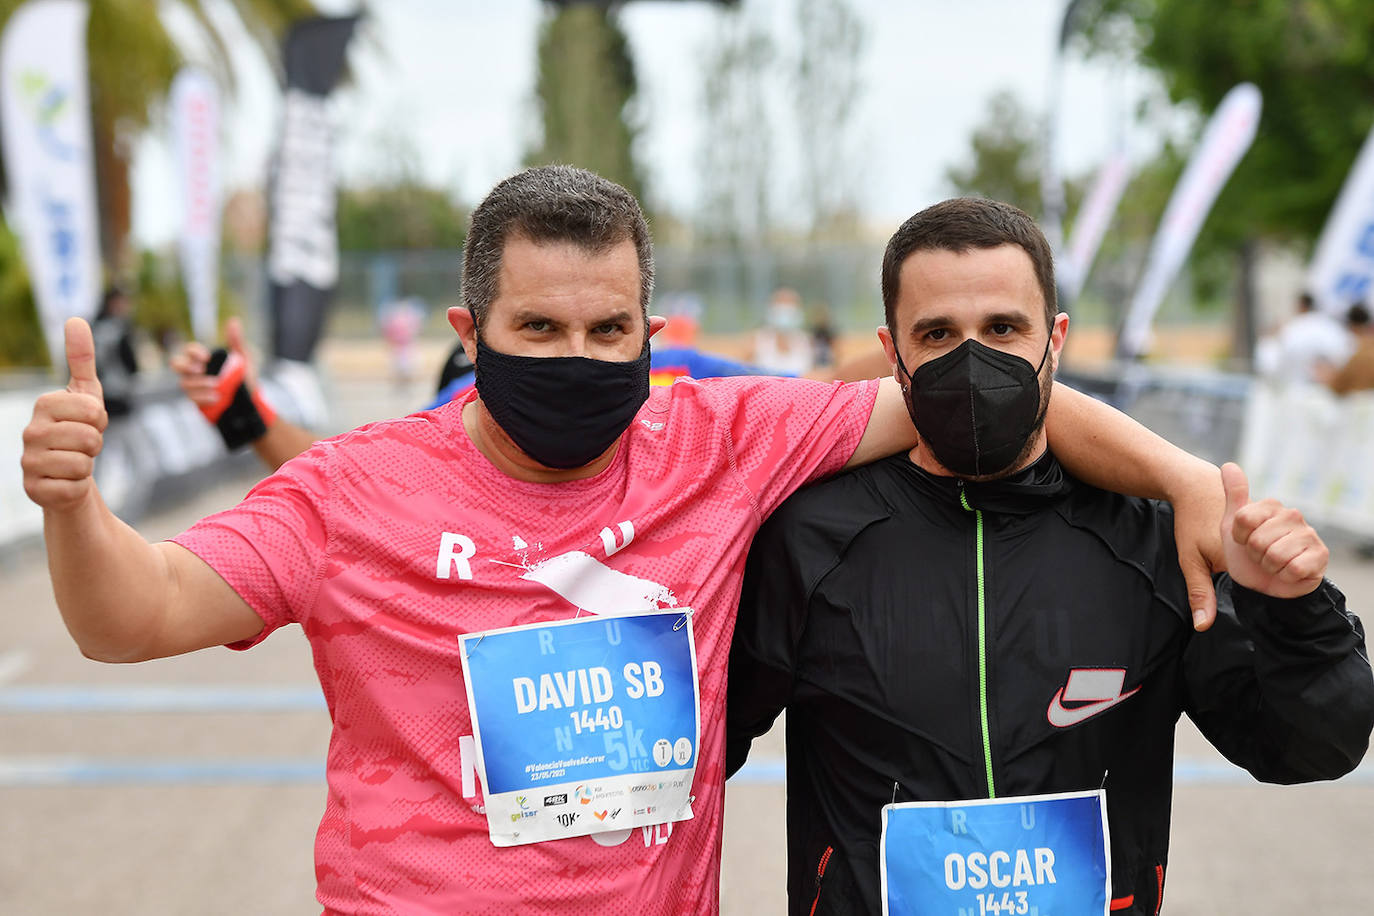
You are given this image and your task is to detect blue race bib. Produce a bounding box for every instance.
[460,608,701,846]
[880,790,1111,916]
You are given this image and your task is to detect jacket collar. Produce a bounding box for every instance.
[888,449,1073,516]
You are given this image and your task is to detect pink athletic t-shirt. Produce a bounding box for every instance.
[174,375,878,915]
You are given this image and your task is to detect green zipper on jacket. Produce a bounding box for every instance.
[960,487,996,799]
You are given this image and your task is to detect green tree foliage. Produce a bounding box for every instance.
[526,4,644,204]
[945,91,1047,216]
[0,219,43,368]
[337,183,468,251]
[1086,0,1374,248]
[133,248,192,350]
[945,91,1088,223]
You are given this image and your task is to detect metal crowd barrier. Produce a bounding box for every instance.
[1062,367,1374,539]
[0,363,328,554]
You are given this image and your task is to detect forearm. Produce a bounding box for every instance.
[1188,578,1374,782]
[43,491,179,663]
[805,347,892,383]
[1047,382,1216,500]
[250,420,320,471]
[844,376,916,469]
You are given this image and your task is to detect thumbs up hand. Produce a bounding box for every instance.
[1220,462,1327,598]
[21,318,109,512]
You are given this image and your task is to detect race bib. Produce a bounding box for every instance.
[880,790,1111,916]
[459,608,701,846]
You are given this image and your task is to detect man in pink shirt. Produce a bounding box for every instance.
[23,166,1225,914]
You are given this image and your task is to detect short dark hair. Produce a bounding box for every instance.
[97,285,128,320]
[881,197,1056,334]
[1349,302,1371,328]
[461,165,654,330]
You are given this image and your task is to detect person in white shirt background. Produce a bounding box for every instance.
[1255,291,1355,384]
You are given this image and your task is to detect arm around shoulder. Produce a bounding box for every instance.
[844,376,916,470]
[1047,383,1226,629]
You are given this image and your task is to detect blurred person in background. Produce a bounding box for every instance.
[1326,302,1374,395]
[646,296,775,386]
[31,165,1232,914]
[808,302,838,369]
[1255,291,1354,384]
[379,295,427,388]
[751,286,815,375]
[1325,302,1374,562]
[91,285,139,418]
[434,337,475,393]
[171,317,319,470]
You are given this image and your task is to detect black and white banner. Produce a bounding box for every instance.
[268,14,358,363]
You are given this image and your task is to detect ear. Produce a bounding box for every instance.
[876,325,901,382]
[647,315,668,339]
[448,306,478,364]
[1049,312,1070,374]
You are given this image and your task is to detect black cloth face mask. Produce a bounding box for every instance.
[473,334,651,470]
[895,335,1051,479]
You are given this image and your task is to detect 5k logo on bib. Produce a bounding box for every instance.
[1047,668,1139,728]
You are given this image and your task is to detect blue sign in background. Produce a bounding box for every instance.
[463,611,698,795]
[884,792,1108,916]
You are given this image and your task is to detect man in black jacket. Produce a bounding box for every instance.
[726,197,1374,915]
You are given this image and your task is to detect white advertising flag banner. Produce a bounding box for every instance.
[0,0,99,366]
[1060,149,1131,304]
[170,67,222,343]
[1306,125,1374,315]
[1119,83,1262,359]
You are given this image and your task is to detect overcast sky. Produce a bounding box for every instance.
[132,0,1179,245]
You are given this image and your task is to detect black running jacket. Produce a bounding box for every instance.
[726,452,1374,915]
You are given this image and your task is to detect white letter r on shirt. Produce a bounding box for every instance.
[437,532,476,580]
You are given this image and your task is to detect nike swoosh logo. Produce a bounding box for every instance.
[1046,684,1141,728]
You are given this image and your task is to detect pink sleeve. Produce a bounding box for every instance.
[170,445,333,650]
[708,376,879,520]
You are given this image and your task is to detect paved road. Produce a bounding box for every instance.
[3,370,1373,914]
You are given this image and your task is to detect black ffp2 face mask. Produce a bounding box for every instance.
[895,336,1051,479]
[474,335,652,470]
